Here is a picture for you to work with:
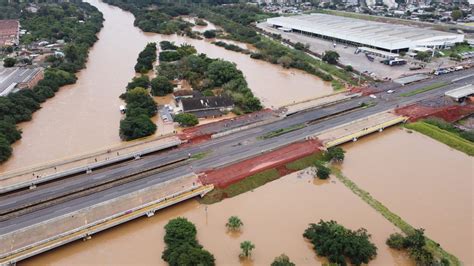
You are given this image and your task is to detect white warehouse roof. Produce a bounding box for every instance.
[266,14,464,52]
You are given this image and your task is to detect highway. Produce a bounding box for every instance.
[0,68,473,236]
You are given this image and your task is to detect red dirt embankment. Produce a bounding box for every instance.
[395,104,474,122]
[199,140,321,188]
[349,86,377,96]
[179,109,274,142]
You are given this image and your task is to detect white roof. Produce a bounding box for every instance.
[267,14,464,51]
[445,84,474,99]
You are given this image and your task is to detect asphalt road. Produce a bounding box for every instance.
[1,68,473,235]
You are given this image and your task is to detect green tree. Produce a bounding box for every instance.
[207,60,241,87]
[119,114,156,141]
[316,165,331,179]
[322,50,340,65]
[0,136,12,163]
[451,9,463,21]
[271,254,295,266]
[303,220,377,265]
[203,30,216,39]
[126,75,150,90]
[177,44,197,57]
[174,113,199,127]
[151,76,174,96]
[159,50,182,62]
[386,233,406,250]
[415,51,431,62]
[294,42,306,50]
[3,57,16,67]
[195,18,208,26]
[162,218,215,266]
[226,216,243,231]
[160,41,178,50]
[326,146,345,162]
[240,241,255,258]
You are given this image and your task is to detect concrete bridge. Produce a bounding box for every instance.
[0,68,472,265]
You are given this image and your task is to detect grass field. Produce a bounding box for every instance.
[405,122,474,156]
[400,82,449,97]
[199,168,280,204]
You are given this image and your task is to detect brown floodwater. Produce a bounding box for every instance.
[341,127,474,265]
[20,170,412,266]
[0,0,331,173]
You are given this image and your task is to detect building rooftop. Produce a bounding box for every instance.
[267,14,464,51]
[0,20,19,47]
[0,67,43,96]
[181,95,234,112]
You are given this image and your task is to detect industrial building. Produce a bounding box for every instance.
[0,67,44,96]
[266,14,464,53]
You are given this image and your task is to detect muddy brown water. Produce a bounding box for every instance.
[20,170,412,266]
[0,0,332,173]
[341,127,474,265]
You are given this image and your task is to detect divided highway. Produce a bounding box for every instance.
[1,68,473,235]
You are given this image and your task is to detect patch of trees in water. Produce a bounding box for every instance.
[101,0,356,86]
[0,1,104,163]
[157,42,262,114]
[134,42,157,73]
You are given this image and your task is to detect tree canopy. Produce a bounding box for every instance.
[151,75,174,96]
[322,50,340,65]
[303,220,377,266]
[134,42,157,73]
[174,113,199,127]
[226,216,243,231]
[162,217,215,266]
[240,241,255,258]
[271,254,295,266]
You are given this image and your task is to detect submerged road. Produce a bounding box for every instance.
[0,69,473,235]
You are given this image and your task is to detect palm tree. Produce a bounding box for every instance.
[226,216,243,231]
[240,241,255,258]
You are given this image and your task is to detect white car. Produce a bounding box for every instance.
[387,90,395,94]
[369,94,377,99]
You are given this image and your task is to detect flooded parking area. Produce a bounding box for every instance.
[341,127,473,265]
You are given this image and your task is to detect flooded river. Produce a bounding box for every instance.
[21,170,411,266]
[342,127,473,265]
[0,0,331,173]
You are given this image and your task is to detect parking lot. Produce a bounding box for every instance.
[257,22,456,80]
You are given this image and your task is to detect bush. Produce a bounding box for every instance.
[316,164,331,179]
[386,233,406,250]
[160,41,178,50]
[126,75,150,90]
[322,50,340,65]
[325,146,345,162]
[3,57,16,67]
[159,50,182,62]
[303,220,377,266]
[203,30,216,39]
[174,113,198,127]
[271,254,295,266]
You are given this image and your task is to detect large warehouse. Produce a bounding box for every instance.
[266,14,464,53]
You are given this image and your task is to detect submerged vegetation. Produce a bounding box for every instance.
[303,220,377,265]
[101,0,356,90]
[156,43,261,113]
[134,42,157,73]
[162,217,215,266]
[0,1,103,163]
